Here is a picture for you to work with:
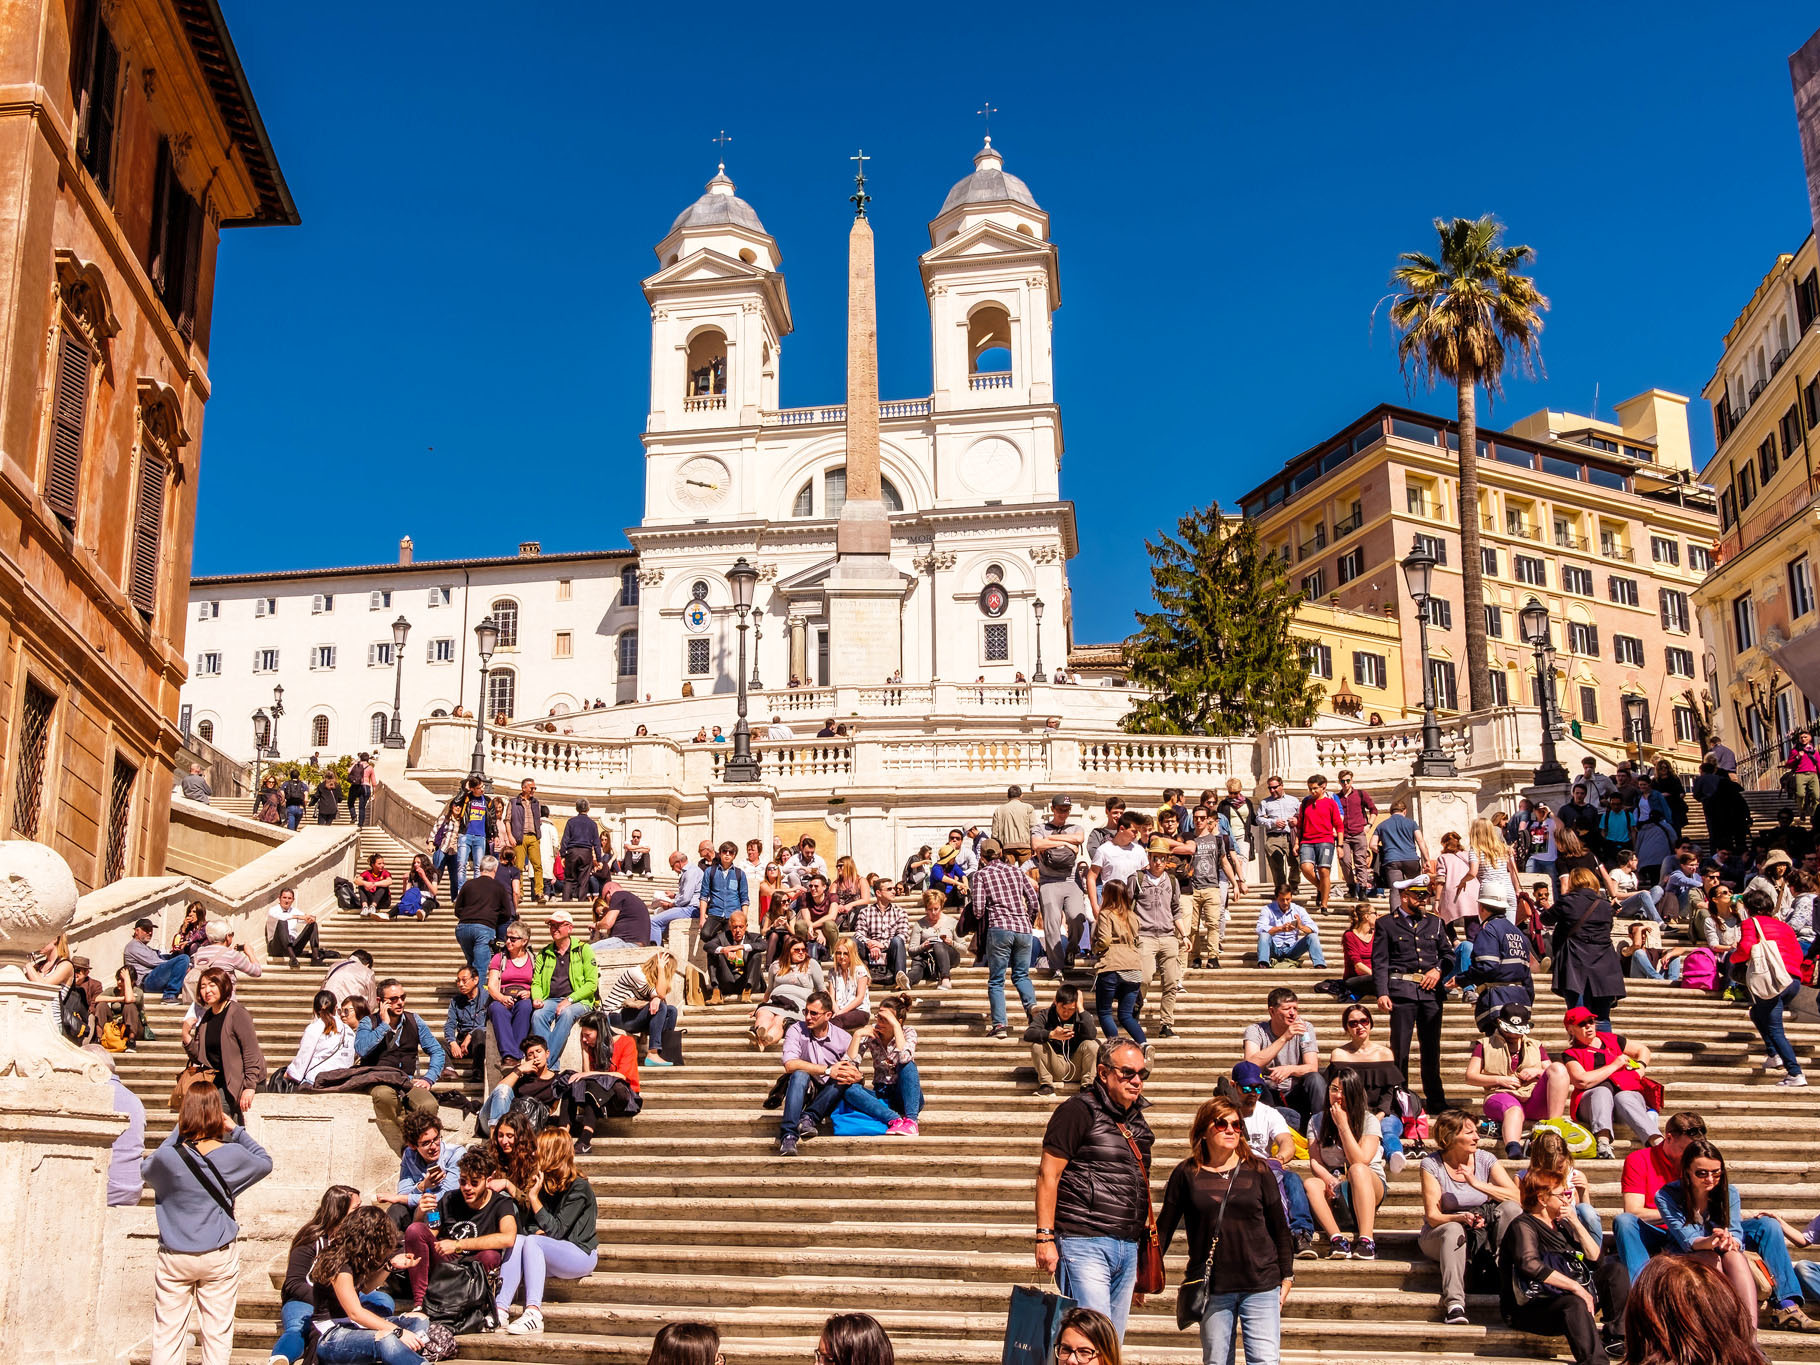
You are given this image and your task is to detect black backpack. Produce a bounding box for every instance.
[283,779,307,804]
[59,985,89,1042]
[421,1255,498,1334]
[333,877,359,910]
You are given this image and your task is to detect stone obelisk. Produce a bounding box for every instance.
[825,153,902,684]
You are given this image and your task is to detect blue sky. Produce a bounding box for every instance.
[201,1,1818,643]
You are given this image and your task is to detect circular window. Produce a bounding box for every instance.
[691,580,710,601]
[979,583,1009,618]
[984,563,1005,584]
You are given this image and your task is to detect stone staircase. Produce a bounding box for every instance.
[112,873,1820,1365]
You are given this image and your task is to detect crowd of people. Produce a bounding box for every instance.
[75,748,1817,1365]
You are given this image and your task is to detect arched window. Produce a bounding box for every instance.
[487,667,516,719]
[685,330,727,401]
[196,719,213,743]
[311,715,330,748]
[968,304,1012,374]
[882,478,903,512]
[617,629,638,677]
[793,481,813,517]
[621,566,639,606]
[795,469,905,517]
[430,708,448,718]
[825,468,847,518]
[370,712,388,746]
[490,598,519,648]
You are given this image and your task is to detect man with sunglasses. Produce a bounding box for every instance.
[1258,776,1301,896]
[354,977,446,1129]
[775,990,859,1157]
[1372,874,1451,1117]
[1035,1039,1154,1339]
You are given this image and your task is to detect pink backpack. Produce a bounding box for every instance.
[1679,947,1719,991]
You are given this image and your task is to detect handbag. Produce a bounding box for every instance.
[168,1062,217,1112]
[1002,1285,1075,1365]
[1175,1164,1241,1329]
[1117,1123,1165,1295]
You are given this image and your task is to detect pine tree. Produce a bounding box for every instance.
[1122,503,1322,736]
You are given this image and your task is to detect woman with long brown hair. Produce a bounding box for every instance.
[1091,880,1146,1048]
[1623,1255,1770,1365]
[308,1205,431,1365]
[647,1322,722,1365]
[273,1185,365,1364]
[1652,1138,1759,1339]
[494,1127,598,1335]
[816,1312,894,1365]
[488,1110,540,1198]
[1158,1096,1294,1363]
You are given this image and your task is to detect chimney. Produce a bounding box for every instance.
[398,535,413,565]
[518,541,542,557]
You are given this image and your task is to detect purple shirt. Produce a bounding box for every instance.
[780,1020,852,1071]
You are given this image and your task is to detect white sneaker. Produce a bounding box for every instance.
[1765,1053,1785,1071]
[1388,1150,1407,1176]
[507,1306,545,1335]
[1778,1073,1809,1087]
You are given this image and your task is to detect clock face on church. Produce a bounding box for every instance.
[673,457,730,511]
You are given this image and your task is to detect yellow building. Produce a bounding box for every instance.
[1241,399,1718,764]
[1692,234,1820,786]
[1292,599,1410,720]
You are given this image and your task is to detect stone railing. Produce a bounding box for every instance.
[858,684,935,709]
[165,795,289,882]
[711,740,855,780]
[1075,736,1247,780]
[487,729,631,781]
[877,736,1048,775]
[772,687,835,713]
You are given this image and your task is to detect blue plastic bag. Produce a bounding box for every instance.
[828,1099,889,1136]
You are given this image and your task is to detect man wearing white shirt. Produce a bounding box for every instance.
[782,836,829,889]
[266,887,324,968]
[1087,812,1152,909]
[765,716,795,742]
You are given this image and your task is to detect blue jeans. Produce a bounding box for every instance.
[1575,1204,1603,1243]
[1271,1158,1314,1235]
[275,1294,395,1362]
[1379,1113,1404,1158]
[1257,932,1326,967]
[842,1061,925,1124]
[1631,952,1684,983]
[533,998,590,1062]
[457,830,487,887]
[985,927,1035,1029]
[1054,1235,1138,1339]
[619,1000,676,1052]
[1201,1288,1282,1365]
[855,934,906,979]
[1612,1214,1671,1283]
[779,1068,848,1140]
[313,1313,430,1365]
[650,904,698,944]
[284,804,304,830]
[1095,974,1146,1046]
[141,954,191,1000]
[483,1080,519,1128]
[455,922,495,982]
[1751,979,1804,1076]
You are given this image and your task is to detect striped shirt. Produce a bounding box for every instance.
[974,858,1040,934]
[600,966,657,1011]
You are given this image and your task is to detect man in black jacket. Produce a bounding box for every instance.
[1034,1039,1153,1339]
[561,800,604,901]
[703,909,766,1005]
[1025,983,1100,1095]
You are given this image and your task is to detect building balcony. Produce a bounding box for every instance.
[1298,534,1326,560]
[1334,509,1363,536]
[1554,533,1589,551]
[1772,346,1791,376]
[1600,542,1635,562]
[762,398,933,427]
[683,394,727,413]
[968,372,1014,391]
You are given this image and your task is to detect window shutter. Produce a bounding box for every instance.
[46,330,91,524]
[312,594,324,613]
[1587,625,1599,656]
[128,451,167,617]
[1658,588,1670,628]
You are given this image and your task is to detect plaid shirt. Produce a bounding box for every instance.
[975,858,1040,933]
[852,899,910,943]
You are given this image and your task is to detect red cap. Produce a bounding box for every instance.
[1563,1006,1598,1028]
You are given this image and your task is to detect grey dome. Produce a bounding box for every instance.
[939,140,1041,216]
[668,169,768,236]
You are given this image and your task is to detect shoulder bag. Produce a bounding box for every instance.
[1117,1123,1165,1295]
[1175,1165,1242,1329]
[168,1062,218,1112]
[176,1140,238,1221]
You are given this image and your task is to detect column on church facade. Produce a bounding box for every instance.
[788,616,808,684]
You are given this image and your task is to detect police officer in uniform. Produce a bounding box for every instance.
[1371,873,1450,1114]
[1462,894,1536,1035]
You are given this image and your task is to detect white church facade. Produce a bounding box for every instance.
[182,141,1083,758]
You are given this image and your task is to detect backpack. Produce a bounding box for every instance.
[420,1255,498,1335]
[332,877,359,911]
[1744,925,1793,1001]
[98,1017,128,1052]
[828,1100,890,1136]
[58,985,89,1042]
[395,886,423,918]
[1530,1116,1596,1157]
[283,779,307,805]
[1680,947,1719,991]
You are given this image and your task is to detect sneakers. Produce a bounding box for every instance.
[894,970,909,991]
[988,1025,1008,1040]
[573,1135,593,1155]
[1328,1234,1353,1258]
[1594,1136,1615,1160]
[1159,1025,1178,1038]
[1189,958,1206,970]
[1387,1150,1407,1176]
[776,1133,799,1157]
[1035,1084,1056,1096]
[1778,1072,1810,1087]
[1354,1236,1377,1260]
[798,1117,820,1140]
[938,979,952,990]
[1293,1231,1317,1260]
[507,1306,544,1335]
[1765,1052,1785,1071]
[886,1118,920,1136]
[1444,1302,1469,1326]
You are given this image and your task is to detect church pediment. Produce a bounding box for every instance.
[643,248,770,290]
[775,555,914,597]
[920,220,1056,266]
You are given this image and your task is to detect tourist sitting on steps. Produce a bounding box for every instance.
[852,881,912,990]
[591,879,653,951]
[487,922,538,1065]
[324,948,378,1015]
[1325,1003,1408,1174]
[775,990,857,1157]
[704,909,766,1004]
[268,887,325,967]
[1526,1127,1601,1244]
[182,919,263,1001]
[840,992,923,1135]
[1416,1108,1522,1326]
[1560,1007,1659,1158]
[906,890,958,988]
[1254,883,1326,969]
[531,908,598,1064]
[1027,983,1100,1095]
[1498,1167,1629,1365]
[752,936,825,1048]
[401,1147,519,1311]
[1464,1002,1571,1160]
[1241,987,1324,1135]
[601,950,679,1067]
[373,1110,464,1233]
[567,1012,641,1153]
[308,1205,432,1365]
[354,978,446,1128]
[825,937,872,1031]
[284,990,359,1087]
[271,1185,394,1365]
[443,966,485,1069]
[1226,1061,1319,1259]
[482,1035,561,1131]
[1301,1066,1386,1261]
[1653,1139,1765,1347]
[495,1127,599,1336]
[358,855,393,915]
[125,915,190,1001]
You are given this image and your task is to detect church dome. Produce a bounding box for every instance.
[669,167,768,235]
[939,139,1041,215]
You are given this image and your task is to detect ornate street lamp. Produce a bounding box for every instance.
[1520,595,1570,786]
[751,614,764,691]
[269,683,285,758]
[724,558,761,783]
[469,615,500,781]
[1399,539,1456,777]
[385,615,412,749]
[252,708,271,795]
[1032,596,1046,683]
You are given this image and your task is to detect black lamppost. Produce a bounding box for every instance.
[252,708,271,794]
[724,558,761,783]
[1399,540,1457,777]
[385,615,411,749]
[1520,595,1570,786]
[750,613,764,691]
[1032,596,1046,682]
[269,683,285,758]
[469,615,500,781]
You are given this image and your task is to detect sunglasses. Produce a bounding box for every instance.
[1208,1118,1243,1132]
[1689,1167,1723,1181]
[1107,1065,1151,1082]
[384,994,406,1004]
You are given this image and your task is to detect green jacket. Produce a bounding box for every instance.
[532,939,598,1006]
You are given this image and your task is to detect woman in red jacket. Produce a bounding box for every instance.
[1731,887,1807,1086]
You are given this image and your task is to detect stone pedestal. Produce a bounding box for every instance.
[1520,780,1575,814]
[709,784,775,853]
[825,562,903,686]
[1396,775,1481,849]
[0,840,125,1365]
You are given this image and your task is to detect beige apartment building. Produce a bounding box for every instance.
[1693,234,1820,785]
[1240,396,1718,762]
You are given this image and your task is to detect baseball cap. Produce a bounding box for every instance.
[1496,1003,1532,1035]
[546,908,574,925]
[1051,793,1073,809]
[1563,1006,1599,1028]
[979,837,1005,860]
[1231,1060,1266,1089]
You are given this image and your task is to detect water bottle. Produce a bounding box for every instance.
[425,1206,440,1235]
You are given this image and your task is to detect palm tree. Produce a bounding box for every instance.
[1388,216,1548,713]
